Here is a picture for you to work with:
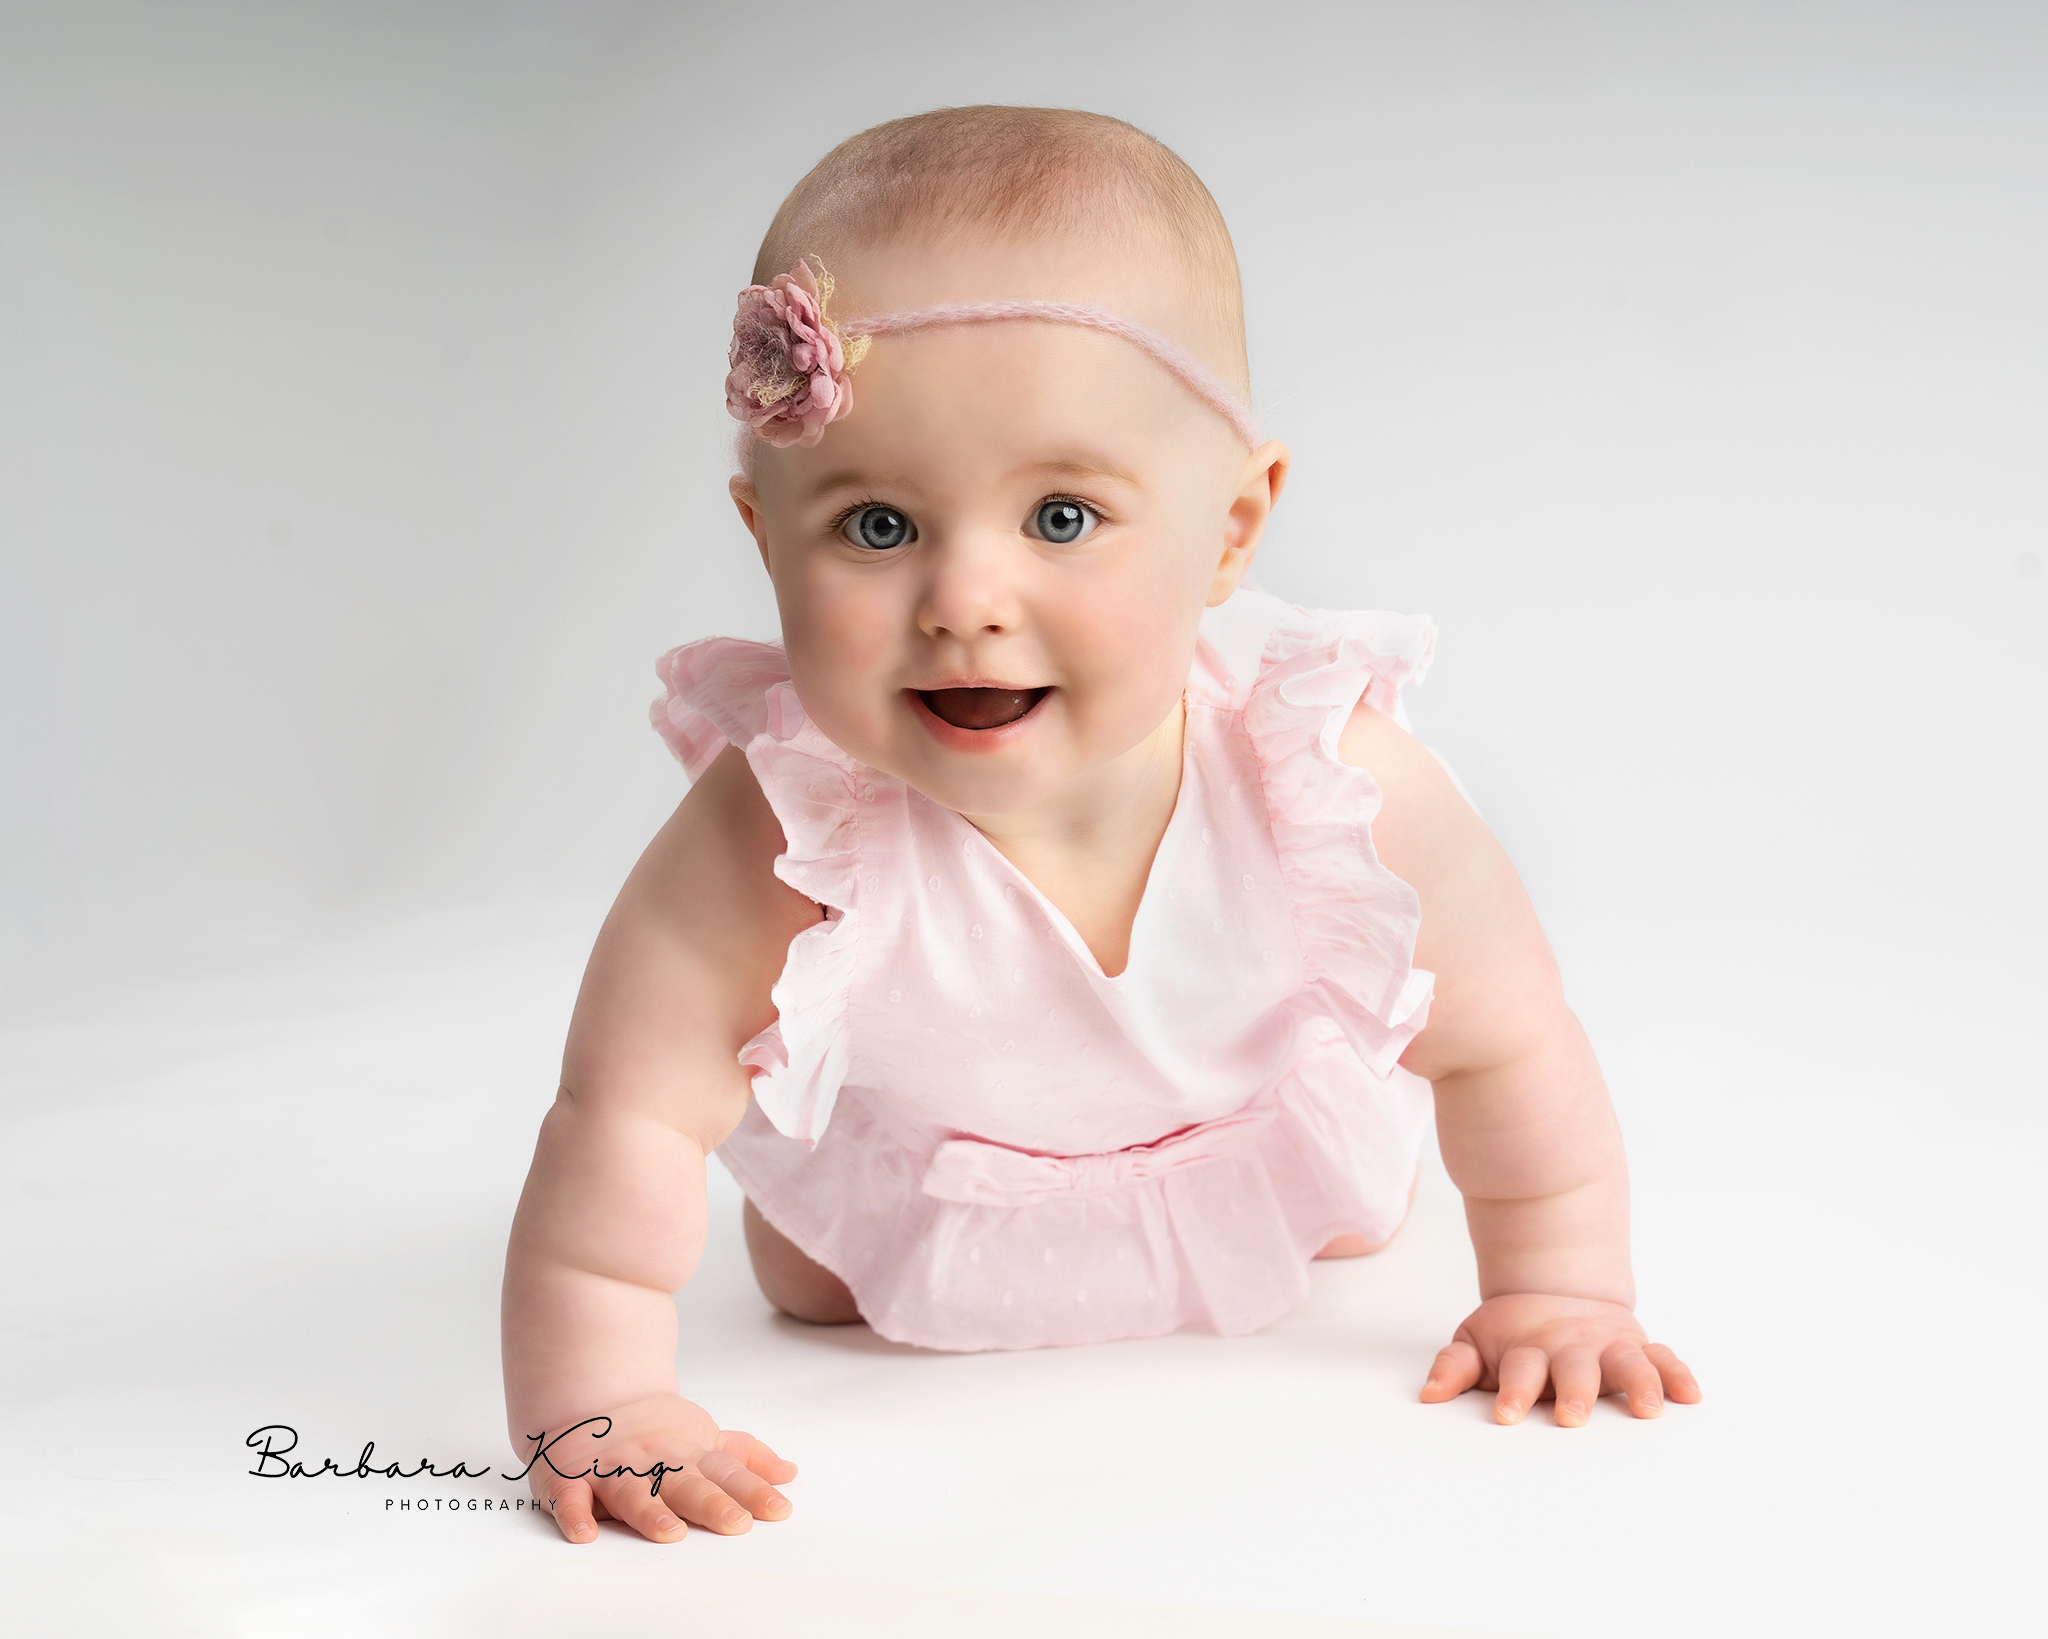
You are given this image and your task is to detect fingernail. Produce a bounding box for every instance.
[1497,1405,1522,1423]
[1562,1400,1586,1421]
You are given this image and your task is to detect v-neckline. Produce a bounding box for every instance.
[945,698,1195,985]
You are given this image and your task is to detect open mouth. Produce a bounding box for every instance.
[916,686,1050,731]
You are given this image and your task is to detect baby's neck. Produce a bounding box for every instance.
[961,696,1186,979]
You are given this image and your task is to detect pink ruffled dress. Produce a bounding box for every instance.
[651,586,1439,1352]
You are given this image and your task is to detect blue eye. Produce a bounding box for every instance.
[843,504,914,550]
[1032,499,1095,544]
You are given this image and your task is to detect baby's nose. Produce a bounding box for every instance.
[914,532,1023,639]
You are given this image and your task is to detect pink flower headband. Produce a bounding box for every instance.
[725,257,1259,475]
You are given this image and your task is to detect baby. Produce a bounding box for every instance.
[501,106,1699,1545]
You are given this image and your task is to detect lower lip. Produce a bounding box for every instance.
[905,687,1053,754]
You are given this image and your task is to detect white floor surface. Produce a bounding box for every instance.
[3,899,2038,1637]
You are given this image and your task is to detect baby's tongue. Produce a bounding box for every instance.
[921,687,1046,730]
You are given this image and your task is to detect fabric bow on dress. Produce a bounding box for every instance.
[919,1104,1282,1207]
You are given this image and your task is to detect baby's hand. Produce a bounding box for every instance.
[515,1394,796,1543]
[1419,1294,1701,1427]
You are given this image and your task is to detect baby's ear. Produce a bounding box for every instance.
[730,475,771,571]
[1208,440,1290,606]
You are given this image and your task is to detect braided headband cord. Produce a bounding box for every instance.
[729,279,1260,477]
[838,301,1260,449]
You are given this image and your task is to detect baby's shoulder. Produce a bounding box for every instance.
[1335,701,1489,901]
[1335,699,1444,794]
[619,745,823,1011]
[667,738,804,884]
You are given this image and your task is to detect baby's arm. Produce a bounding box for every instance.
[501,746,821,1540]
[1339,708,1701,1426]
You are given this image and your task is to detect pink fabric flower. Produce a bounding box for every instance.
[725,259,862,449]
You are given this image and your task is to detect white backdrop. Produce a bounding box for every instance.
[3,4,2044,1636]
[5,0,2040,982]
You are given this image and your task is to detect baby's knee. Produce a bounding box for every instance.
[742,1198,862,1325]
[1313,1175,1420,1259]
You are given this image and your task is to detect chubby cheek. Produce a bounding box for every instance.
[773,553,904,755]
[1048,546,1204,750]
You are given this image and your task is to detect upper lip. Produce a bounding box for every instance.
[909,678,1050,692]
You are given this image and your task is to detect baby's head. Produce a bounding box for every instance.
[728,107,1287,820]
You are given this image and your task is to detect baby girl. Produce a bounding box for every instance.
[501,105,1700,1545]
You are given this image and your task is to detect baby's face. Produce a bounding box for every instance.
[734,235,1283,820]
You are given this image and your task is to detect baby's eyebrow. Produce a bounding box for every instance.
[1018,458,1142,488]
[801,469,900,502]
[801,459,1139,502]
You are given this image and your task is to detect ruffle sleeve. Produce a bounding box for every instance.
[650,638,861,1148]
[1243,604,1439,1078]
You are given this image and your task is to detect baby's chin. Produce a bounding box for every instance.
[870,730,1083,822]
[790,693,1053,814]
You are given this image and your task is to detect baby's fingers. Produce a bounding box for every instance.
[1549,1350,1602,1427]
[1644,1342,1703,1404]
[599,1473,690,1544]
[718,1427,799,1485]
[659,1464,762,1535]
[1602,1344,1665,1419]
[699,1446,792,1524]
[1420,1340,1483,1403]
[546,1479,602,1545]
[1492,1344,1550,1425]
